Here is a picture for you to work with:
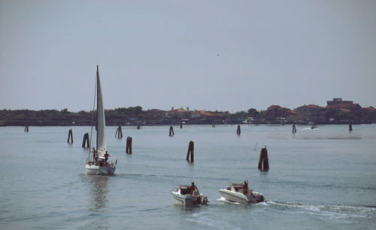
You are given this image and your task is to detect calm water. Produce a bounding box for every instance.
[1,124,375,230]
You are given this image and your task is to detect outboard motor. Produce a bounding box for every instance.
[196,196,201,204]
[201,195,209,204]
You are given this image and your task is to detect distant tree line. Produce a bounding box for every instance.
[0,104,374,126]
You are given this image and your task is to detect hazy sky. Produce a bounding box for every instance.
[1,0,375,112]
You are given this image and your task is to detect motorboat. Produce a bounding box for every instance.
[172,185,208,205]
[219,182,265,204]
[309,122,318,129]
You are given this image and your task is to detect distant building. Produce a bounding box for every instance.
[167,108,187,117]
[190,110,214,119]
[295,104,326,123]
[361,107,376,123]
[266,105,293,122]
[327,98,353,106]
[266,105,283,118]
[286,110,298,123]
[326,98,361,112]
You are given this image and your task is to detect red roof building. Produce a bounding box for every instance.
[295,104,326,123]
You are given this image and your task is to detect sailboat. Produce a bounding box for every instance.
[85,65,117,175]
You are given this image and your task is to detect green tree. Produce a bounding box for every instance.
[247,108,259,118]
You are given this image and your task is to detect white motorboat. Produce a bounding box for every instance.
[172,185,208,205]
[85,65,117,175]
[219,182,265,204]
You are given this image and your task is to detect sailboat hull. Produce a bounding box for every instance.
[86,164,116,175]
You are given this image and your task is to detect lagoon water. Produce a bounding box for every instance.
[0,124,376,230]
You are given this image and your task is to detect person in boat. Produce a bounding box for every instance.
[104,151,110,161]
[189,182,198,195]
[243,181,249,195]
[104,151,110,166]
[93,148,97,161]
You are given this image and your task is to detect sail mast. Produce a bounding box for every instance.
[96,65,107,160]
[96,65,99,157]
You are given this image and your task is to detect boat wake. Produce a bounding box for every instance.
[217,197,241,205]
[217,197,267,205]
[302,127,319,131]
[267,201,376,220]
[181,199,376,229]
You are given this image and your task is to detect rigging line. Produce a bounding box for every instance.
[87,71,97,162]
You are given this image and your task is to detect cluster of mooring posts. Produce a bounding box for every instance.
[61,122,359,172]
[64,125,274,170]
[186,141,194,163]
[82,133,89,148]
[258,147,269,171]
[68,127,135,153]
[169,126,174,136]
[126,136,132,154]
[115,126,123,139]
[290,123,354,133]
[67,129,73,144]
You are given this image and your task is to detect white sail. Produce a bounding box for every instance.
[86,65,116,175]
[96,65,107,159]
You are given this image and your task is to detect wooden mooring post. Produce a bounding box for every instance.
[292,124,297,134]
[115,126,123,139]
[126,136,132,154]
[67,129,73,144]
[24,125,29,132]
[186,141,194,163]
[236,125,241,135]
[180,121,183,129]
[349,123,353,132]
[169,126,174,136]
[82,133,90,148]
[258,147,269,171]
[137,123,140,129]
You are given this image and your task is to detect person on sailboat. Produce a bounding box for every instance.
[92,148,96,161]
[104,151,110,165]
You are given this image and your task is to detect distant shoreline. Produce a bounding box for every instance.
[1,122,373,127]
[0,105,374,126]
